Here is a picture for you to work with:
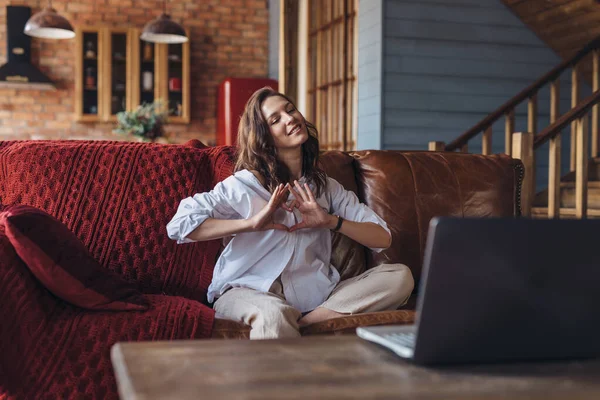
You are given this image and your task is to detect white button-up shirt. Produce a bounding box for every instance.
[166,169,390,312]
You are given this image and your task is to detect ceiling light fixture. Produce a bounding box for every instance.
[141,0,188,44]
[23,0,75,40]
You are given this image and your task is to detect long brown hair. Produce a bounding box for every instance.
[235,87,327,197]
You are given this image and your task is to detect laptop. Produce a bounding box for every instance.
[357,217,600,365]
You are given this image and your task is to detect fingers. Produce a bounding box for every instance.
[280,200,297,212]
[271,223,290,231]
[286,183,304,204]
[288,222,306,232]
[270,184,289,207]
[304,183,316,203]
[294,180,310,202]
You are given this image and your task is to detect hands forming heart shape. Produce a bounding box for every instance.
[250,180,331,233]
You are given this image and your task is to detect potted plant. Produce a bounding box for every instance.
[113,101,168,142]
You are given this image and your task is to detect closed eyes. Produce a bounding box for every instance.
[269,106,297,125]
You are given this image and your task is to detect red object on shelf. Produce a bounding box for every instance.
[169,77,182,91]
[217,77,278,146]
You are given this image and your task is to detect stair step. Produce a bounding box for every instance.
[558,181,600,188]
[531,207,600,219]
[533,181,600,208]
[556,159,600,183]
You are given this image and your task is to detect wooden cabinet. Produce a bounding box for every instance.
[130,28,190,124]
[75,27,190,123]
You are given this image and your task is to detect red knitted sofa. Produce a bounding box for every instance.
[0,139,231,399]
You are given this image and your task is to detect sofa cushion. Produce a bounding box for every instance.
[0,204,148,311]
[0,141,236,304]
[319,151,366,280]
[351,151,521,282]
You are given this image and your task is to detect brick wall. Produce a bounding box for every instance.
[0,0,269,145]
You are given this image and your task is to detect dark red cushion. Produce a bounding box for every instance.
[0,205,149,311]
[0,141,236,304]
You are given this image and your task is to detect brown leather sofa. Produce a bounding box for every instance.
[212,150,524,338]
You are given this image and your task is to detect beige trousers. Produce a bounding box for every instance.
[213,263,414,340]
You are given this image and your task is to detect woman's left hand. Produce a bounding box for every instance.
[286,181,333,232]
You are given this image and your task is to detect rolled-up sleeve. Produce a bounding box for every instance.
[327,177,391,253]
[166,176,244,244]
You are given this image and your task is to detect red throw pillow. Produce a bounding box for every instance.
[0,205,148,311]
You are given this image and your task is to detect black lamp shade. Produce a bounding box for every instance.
[140,14,188,44]
[24,7,75,39]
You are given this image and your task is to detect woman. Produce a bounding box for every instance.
[167,87,414,339]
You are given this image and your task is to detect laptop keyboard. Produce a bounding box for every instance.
[382,332,416,349]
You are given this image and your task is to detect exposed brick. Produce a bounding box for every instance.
[0,0,269,143]
[67,3,94,13]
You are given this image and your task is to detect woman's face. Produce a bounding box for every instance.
[261,95,308,150]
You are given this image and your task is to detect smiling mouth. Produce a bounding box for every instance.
[289,125,302,135]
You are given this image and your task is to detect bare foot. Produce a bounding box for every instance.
[298,307,345,327]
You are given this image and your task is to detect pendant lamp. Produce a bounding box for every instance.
[24,1,75,40]
[141,0,188,44]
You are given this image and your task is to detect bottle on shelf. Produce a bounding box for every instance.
[85,41,96,58]
[143,71,153,92]
[85,67,96,89]
[143,43,153,61]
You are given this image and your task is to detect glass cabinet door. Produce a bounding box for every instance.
[140,40,156,106]
[105,29,131,120]
[162,36,189,123]
[130,29,189,123]
[166,43,183,118]
[76,29,103,121]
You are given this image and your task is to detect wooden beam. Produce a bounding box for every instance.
[593,49,599,158]
[575,116,589,218]
[548,79,561,219]
[571,65,580,171]
[482,126,492,155]
[512,132,535,217]
[505,110,515,156]
[428,141,445,151]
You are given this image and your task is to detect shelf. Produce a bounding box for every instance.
[75,27,189,123]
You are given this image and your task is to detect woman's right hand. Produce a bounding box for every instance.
[248,183,290,232]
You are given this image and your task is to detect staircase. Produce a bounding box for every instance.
[531,158,600,218]
[430,36,600,219]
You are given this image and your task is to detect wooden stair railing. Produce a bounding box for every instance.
[429,35,600,162]
[513,89,600,218]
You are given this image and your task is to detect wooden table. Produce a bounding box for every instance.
[111,336,600,399]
